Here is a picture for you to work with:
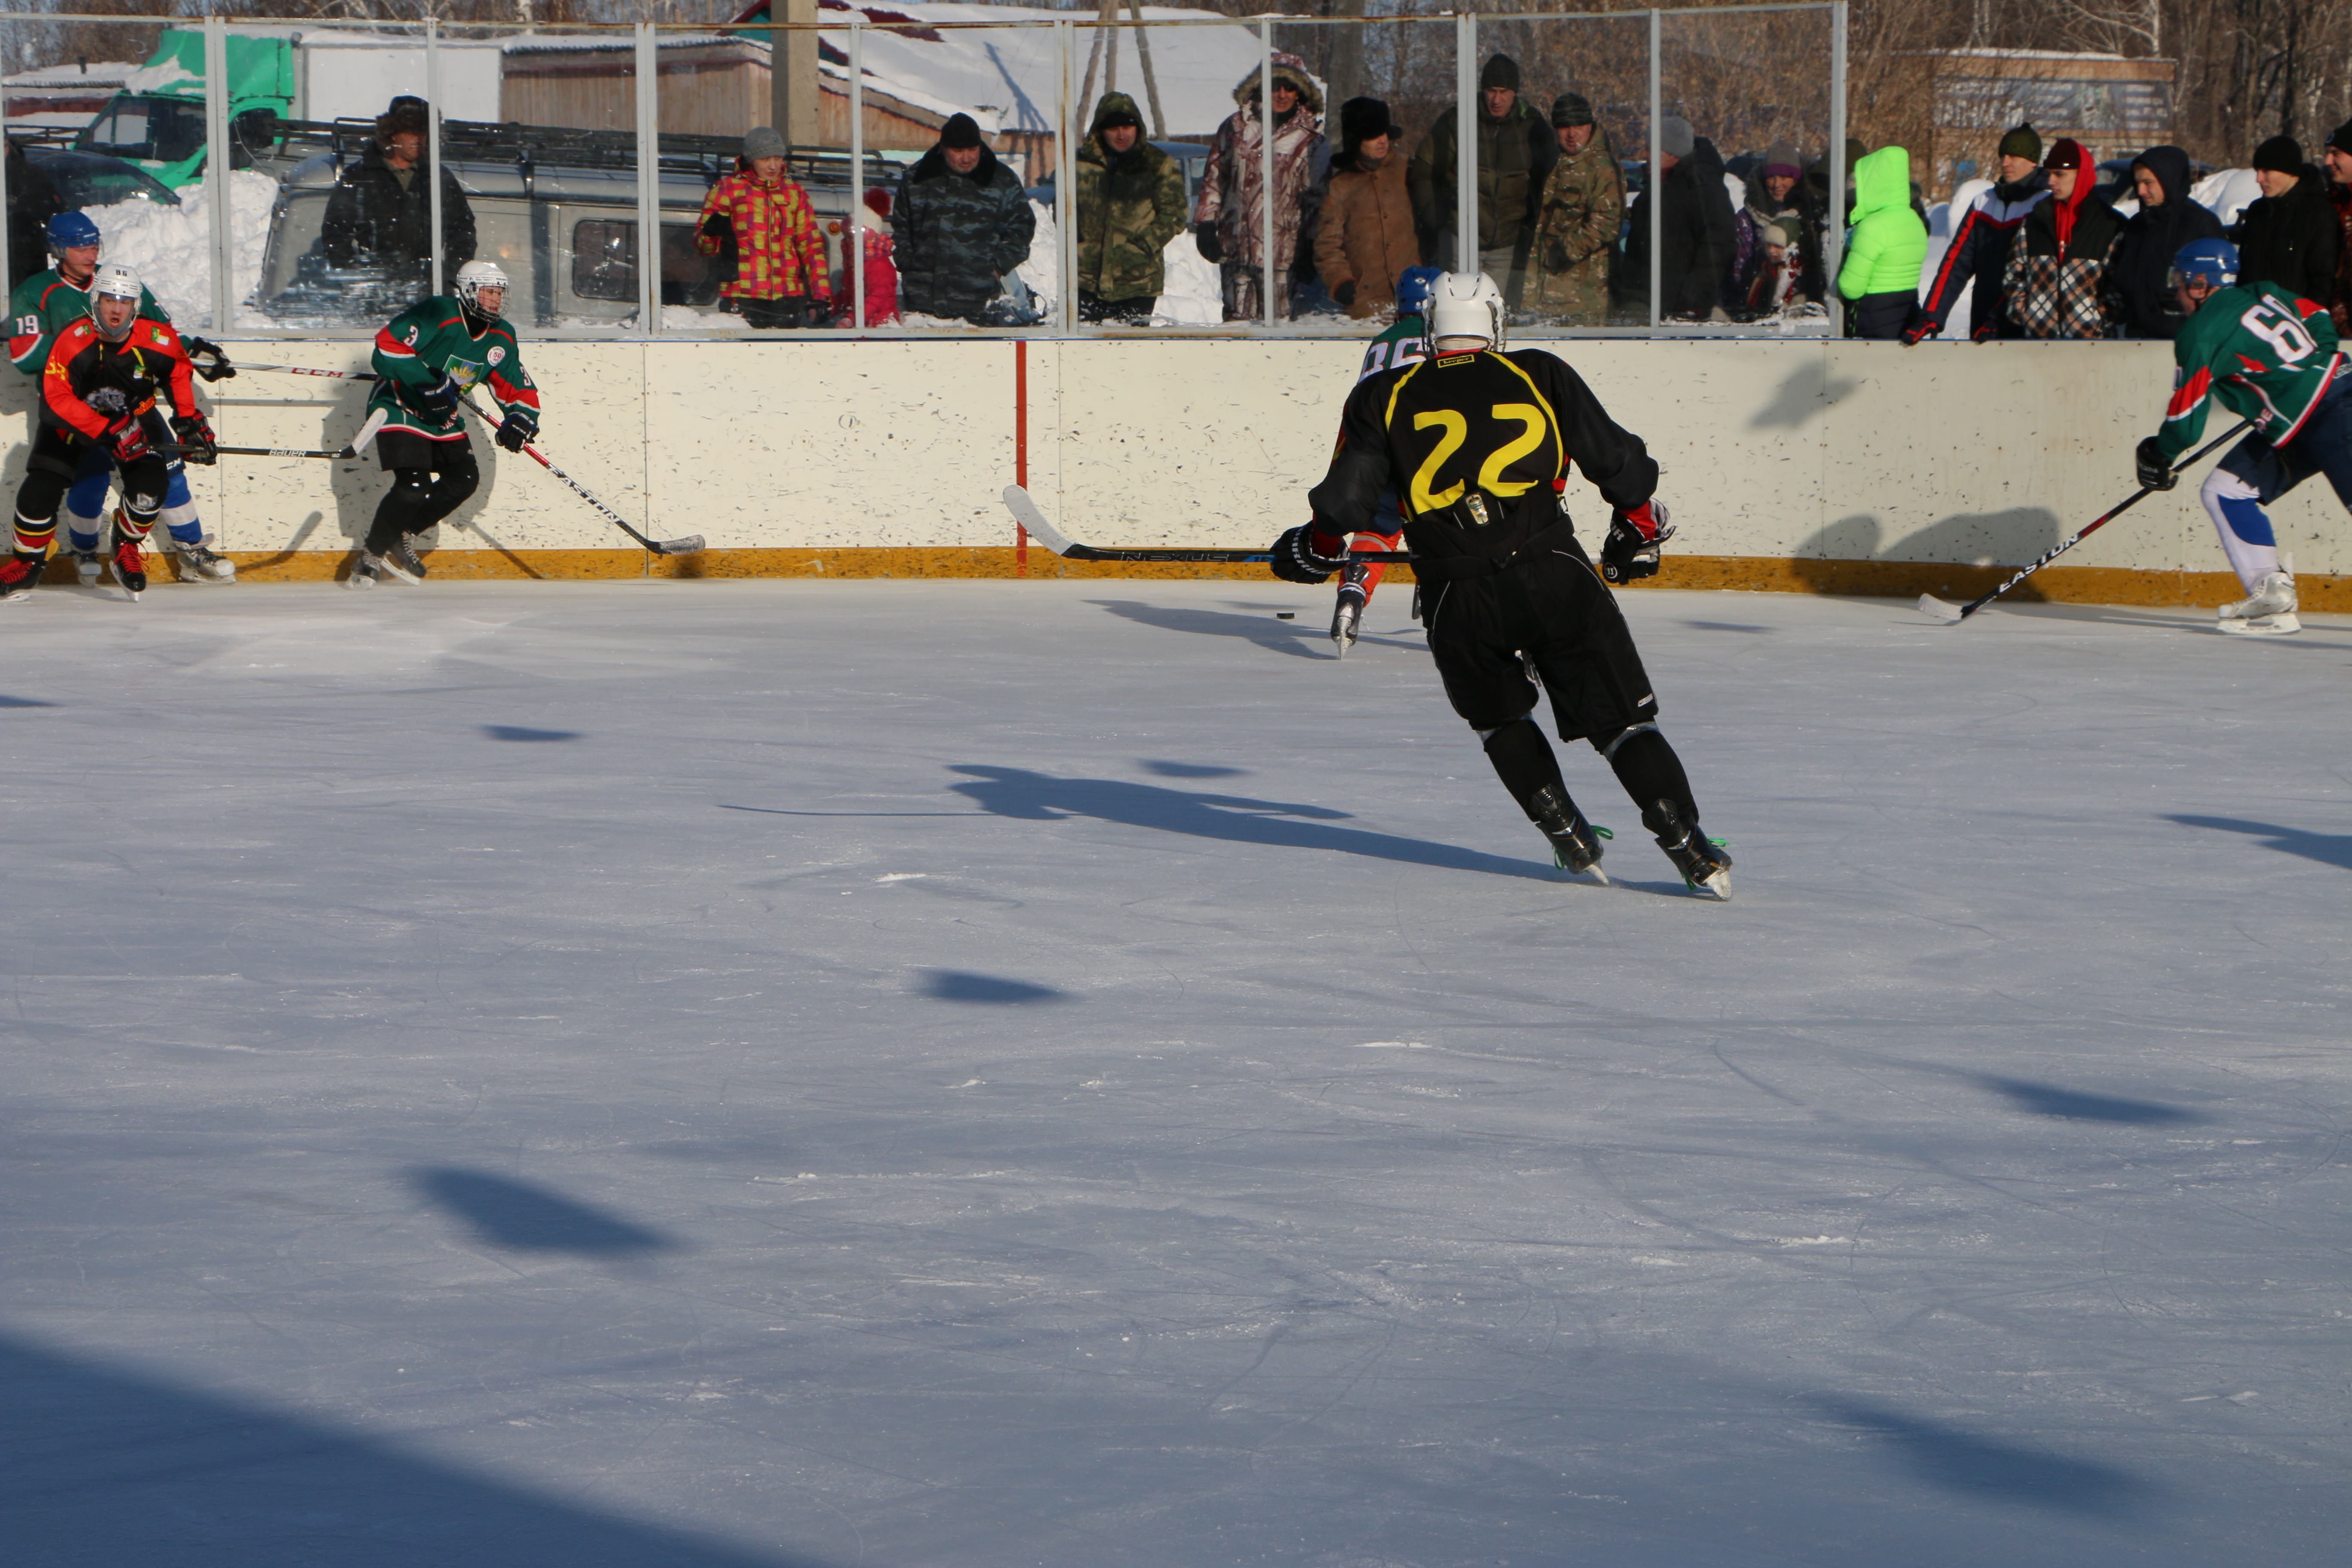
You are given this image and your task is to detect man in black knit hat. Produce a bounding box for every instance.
[2323,118,2352,334]
[1406,54,1554,306]
[1908,121,2046,341]
[2231,135,2340,316]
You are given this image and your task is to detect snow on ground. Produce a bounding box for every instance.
[87,168,277,330]
[3,579,2347,1567]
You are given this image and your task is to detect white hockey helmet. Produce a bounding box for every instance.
[89,263,141,339]
[454,259,508,315]
[1427,271,1505,352]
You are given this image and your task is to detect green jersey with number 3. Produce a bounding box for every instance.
[2158,282,2344,463]
[368,294,540,440]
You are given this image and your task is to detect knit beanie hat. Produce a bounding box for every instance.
[863,187,891,220]
[1340,96,1394,146]
[1550,92,1595,129]
[1479,54,1520,92]
[1998,122,2041,162]
[2330,119,2352,155]
[939,113,985,150]
[1762,139,1801,179]
[2042,138,2088,172]
[743,125,787,162]
[2253,134,2301,172]
[1660,117,1695,159]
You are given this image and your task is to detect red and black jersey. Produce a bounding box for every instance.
[40,315,195,441]
[1308,346,1656,561]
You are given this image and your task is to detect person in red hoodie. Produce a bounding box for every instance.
[2002,138,2125,338]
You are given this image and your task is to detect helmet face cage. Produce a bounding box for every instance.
[454,260,509,314]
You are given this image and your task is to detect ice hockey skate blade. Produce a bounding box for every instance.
[1002,485,1078,557]
[2216,612,2298,636]
[1917,593,1964,623]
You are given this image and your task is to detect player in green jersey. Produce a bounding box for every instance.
[2135,239,2349,635]
[350,259,542,588]
[1327,265,1441,653]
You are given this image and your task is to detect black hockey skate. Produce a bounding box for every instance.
[346,550,382,590]
[1331,566,1368,656]
[172,537,235,582]
[110,537,146,597]
[381,536,428,585]
[1653,799,1730,900]
[0,550,45,601]
[1528,783,1608,883]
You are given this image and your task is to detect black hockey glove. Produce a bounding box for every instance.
[170,412,219,464]
[1600,500,1673,585]
[496,407,538,453]
[2134,436,2177,492]
[1270,523,1348,585]
[1194,222,1224,265]
[412,372,462,418]
[184,336,236,382]
[103,413,153,465]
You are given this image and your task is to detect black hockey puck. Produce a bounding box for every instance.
[1275,611,1295,620]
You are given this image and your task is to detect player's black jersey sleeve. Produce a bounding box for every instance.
[1308,348,1657,541]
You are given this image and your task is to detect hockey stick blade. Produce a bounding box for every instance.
[1001,485,1412,564]
[1917,593,1964,623]
[651,535,705,554]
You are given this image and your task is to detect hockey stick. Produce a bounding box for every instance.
[163,443,361,459]
[1004,484,1413,564]
[188,350,374,385]
[458,392,702,555]
[1919,421,2249,623]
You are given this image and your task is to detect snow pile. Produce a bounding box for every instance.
[1013,197,1057,315]
[88,171,278,331]
[1151,227,1221,325]
[2192,167,2259,227]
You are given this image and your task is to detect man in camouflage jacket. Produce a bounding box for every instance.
[1075,93,1189,321]
[893,113,1035,324]
[1525,95,1621,325]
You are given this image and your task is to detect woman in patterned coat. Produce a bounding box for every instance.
[1195,56,1329,323]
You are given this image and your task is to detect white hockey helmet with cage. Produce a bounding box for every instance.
[89,263,141,340]
[1427,271,1505,351]
[454,259,509,314]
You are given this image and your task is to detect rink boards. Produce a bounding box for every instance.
[3,336,2340,607]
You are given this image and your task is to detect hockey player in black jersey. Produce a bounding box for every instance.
[1272,271,1731,897]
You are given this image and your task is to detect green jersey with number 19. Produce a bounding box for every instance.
[2158,282,2344,463]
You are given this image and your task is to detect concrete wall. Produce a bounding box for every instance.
[3,337,2339,604]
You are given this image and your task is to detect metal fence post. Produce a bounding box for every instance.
[1259,20,1275,328]
[1454,10,1474,282]
[1647,9,1662,333]
[634,22,659,337]
[851,12,866,331]
[1060,19,1078,334]
[204,17,233,330]
[1828,0,1847,337]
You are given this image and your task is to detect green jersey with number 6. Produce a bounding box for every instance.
[1355,314,1429,383]
[368,294,541,441]
[2158,282,2344,463]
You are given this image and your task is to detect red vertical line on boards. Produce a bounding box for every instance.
[1014,338,1029,577]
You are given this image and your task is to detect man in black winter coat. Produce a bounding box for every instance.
[892,113,1036,324]
[320,103,476,291]
[2107,144,2223,339]
[1617,118,1735,322]
[2232,135,2341,313]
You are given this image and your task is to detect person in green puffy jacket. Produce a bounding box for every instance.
[1835,144,1927,338]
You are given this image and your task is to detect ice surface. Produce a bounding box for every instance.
[2,580,2346,1567]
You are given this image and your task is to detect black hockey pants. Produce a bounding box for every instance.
[366,441,479,554]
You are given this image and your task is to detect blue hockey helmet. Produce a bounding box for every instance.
[45,209,101,254]
[2168,238,2238,291]
[1395,265,1443,319]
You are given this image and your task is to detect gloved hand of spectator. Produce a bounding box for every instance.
[1332,280,1356,309]
[700,213,735,245]
[496,407,538,453]
[1194,222,1224,265]
[1898,319,1936,346]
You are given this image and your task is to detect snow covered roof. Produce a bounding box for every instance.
[4,61,139,91]
[813,2,1276,140]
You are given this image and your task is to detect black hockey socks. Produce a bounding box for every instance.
[365,470,438,554]
[421,448,481,529]
[1482,717,1569,818]
[1594,724,1698,840]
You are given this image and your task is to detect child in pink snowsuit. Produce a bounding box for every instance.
[840,188,899,327]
